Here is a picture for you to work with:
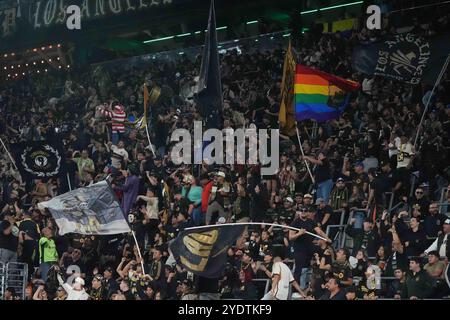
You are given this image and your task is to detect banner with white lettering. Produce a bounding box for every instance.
[352,33,450,84]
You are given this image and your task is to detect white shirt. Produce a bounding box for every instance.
[58,274,89,300]
[271,261,294,300]
[111,145,129,169]
[425,233,448,258]
[395,140,414,168]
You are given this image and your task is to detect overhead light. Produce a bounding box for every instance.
[216,26,227,30]
[25,63,28,66]
[49,59,52,62]
[18,65,20,68]
[57,44,61,47]
[22,72,25,75]
[11,53,15,56]
[45,69,48,72]
[255,39,259,42]
[194,31,202,34]
[300,1,363,15]
[178,52,184,55]
[283,33,291,37]
[246,20,258,25]
[41,47,45,50]
[143,35,175,44]
[3,67,6,70]
[234,39,239,42]
[33,48,37,52]
[41,60,44,63]
[176,32,191,38]
[11,66,13,69]
[33,62,36,65]
[3,54,7,57]
[37,70,40,73]
[49,45,53,49]
[58,66,62,69]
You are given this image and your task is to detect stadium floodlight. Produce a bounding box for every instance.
[283,33,291,37]
[194,31,202,34]
[216,26,228,30]
[300,1,363,15]
[246,20,258,25]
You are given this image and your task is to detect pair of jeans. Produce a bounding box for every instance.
[316,179,333,203]
[294,267,310,290]
[39,261,56,282]
[112,132,121,145]
[192,206,204,226]
[0,248,17,264]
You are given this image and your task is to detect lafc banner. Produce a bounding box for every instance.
[169,225,245,278]
[38,181,131,235]
[352,33,450,84]
[12,141,63,179]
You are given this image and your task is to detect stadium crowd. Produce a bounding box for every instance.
[0,8,450,300]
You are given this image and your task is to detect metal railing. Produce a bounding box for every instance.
[0,262,28,300]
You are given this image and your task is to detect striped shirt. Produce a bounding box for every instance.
[100,107,126,133]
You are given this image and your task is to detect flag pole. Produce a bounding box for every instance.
[144,123,156,157]
[67,173,72,191]
[184,222,329,242]
[295,124,315,184]
[131,230,146,274]
[0,136,18,171]
[414,54,450,149]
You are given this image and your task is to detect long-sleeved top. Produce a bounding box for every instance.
[57,274,89,300]
[121,175,140,215]
[100,108,126,133]
[401,270,433,299]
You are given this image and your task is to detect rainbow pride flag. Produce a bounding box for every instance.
[295,65,360,122]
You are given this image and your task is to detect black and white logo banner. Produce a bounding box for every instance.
[12,141,63,179]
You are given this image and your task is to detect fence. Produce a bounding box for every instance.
[0,262,28,300]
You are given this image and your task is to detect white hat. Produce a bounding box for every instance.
[215,171,225,178]
[74,277,85,286]
[285,197,294,203]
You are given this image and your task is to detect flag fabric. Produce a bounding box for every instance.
[278,40,297,137]
[352,33,450,85]
[129,84,160,130]
[295,65,360,122]
[196,0,223,129]
[169,224,245,278]
[11,140,63,179]
[38,181,130,236]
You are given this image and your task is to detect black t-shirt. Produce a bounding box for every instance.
[290,218,318,267]
[369,178,384,205]
[18,218,40,241]
[314,159,331,184]
[319,289,346,300]
[0,221,18,252]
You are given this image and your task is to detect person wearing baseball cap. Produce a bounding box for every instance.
[424,218,450,259]
[303,194,313,206]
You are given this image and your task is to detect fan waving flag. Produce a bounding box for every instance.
[295,65,360,122]
[278,40,297,137]
[169,224,245,278]
[38,181,130,236]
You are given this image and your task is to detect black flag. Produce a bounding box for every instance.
[196,0,223,129]
[169,225,245,278]
[12,141,64,179]
[352,33,450,85]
